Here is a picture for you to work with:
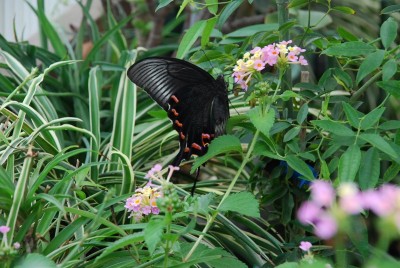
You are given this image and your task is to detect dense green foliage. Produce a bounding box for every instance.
[1,0,400,267]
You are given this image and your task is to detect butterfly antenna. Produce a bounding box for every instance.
[191,167,201,196]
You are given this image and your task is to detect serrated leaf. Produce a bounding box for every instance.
[322,41,376,57]
[382,59,397,81]
[356,50,385,85]
[176,20,207,59]
[380,17,398,49]
[196,193,215,215]
[144,218,164,254]
[360,107,385,130]
[284,126,301,142]
[219,192,260,218]
[342,102,362,128]
[338,144,361,182]
[285,155,315,181]
[191,135,242,172]
[359,148,380,190]
[359,133,399,159]
[248,107,275,137]
[312,120,355,136]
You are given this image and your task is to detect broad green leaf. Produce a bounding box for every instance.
[332,6,355,14]
[377,80,400,99]
[379,120,400,130]
[380,17,398,49]
[191,135,242,172]
[219,192,260,218]
[283,126,301,142]
[381,5,400,14]
[382,59,397,81]
[297,103,308,124]
[359,133,399,159]
[285,155,315,181]
[337,27,358,42]
[360,107,385,130]
[216,0,244,29]
[145,218,164,254]
[279,90,301,101]
[320,159,330,179]
[14,253,56,268]
[383,163,400,183]
[176,20,207,59]
[338,144,361,182]
[356,50,385,85]
[312,120,355,136]
[205,0,218,15]
[333,68,353,89]
[359,148,380,190]
[342,102,362,128]
[297,10,332,29]
[288,0,308,8]
[322,41,375,57]
[177,0,190,17]
[201,17,217,47]
[195,193,215,215]
[248,107,275,137]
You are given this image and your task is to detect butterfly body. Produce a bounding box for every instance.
[127,57,229,166]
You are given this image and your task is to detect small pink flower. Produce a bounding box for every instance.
[253,59,265,71]
[287,52,298,62]
[299,241,312,251]
[142,205,152,215]
[0,225,10,234]
[250,46,261,53]
[298,55,308,65]
[310,180,335,207]
[314,214,338,239]
[297,201,322,224]
[13,242,21,249]
[152,207,160,215]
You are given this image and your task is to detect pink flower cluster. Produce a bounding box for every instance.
[0,225,20,249]
[125,182,163,222]
[232,40,308,90]
[297,181,400,240]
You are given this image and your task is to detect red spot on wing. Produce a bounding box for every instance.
[171,95,179,103]
[184,147,190,153]
[171,109,179,116]
[180,132,186,140]
[191,143,202,150]
[175,120,183,128]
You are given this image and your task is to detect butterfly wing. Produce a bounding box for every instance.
[127,57,229,166]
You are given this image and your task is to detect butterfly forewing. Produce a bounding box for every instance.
[127,57,229,166]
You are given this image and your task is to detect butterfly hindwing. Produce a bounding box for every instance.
[127,57,229,166]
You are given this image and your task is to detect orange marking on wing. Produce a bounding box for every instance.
[184,147,190,153]
[180,132,186,140]
[171,95,179,103]
[191,143,202,150]
[171,109,179,116]
[202,134,211,140]
[175,120,183,128]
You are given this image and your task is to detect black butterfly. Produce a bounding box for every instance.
[127,57,229,167]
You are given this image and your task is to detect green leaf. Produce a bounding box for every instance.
[145,218,164,255]
[296,103,308,124]
[382,59,397,81]
[176,20,207,59]
[377,80,400,99]
[332,6,355,14]
[285,155,315,181]
[279,90,301,101]
[381,5,400,14]
[216,0,244,29]
[383,163,400,183]
[284,126,301,142]
[219,192,260,218]
[177,0,191,17]
[356,50,385,85]
[337,26,358,41]
[322,41,376,57]
[312,120,355,136]
[205,0,218,15]
[156,0,173,11]
[248,107,275,137]
[96,233,144,261]
[380,17,398,49]
[14,253,56,268]
[360,107,385,130]
[342,102,362,128]
[288,0,308,8]
[201,17,217,47]
[225,24,278,37]
[359,133,399,160]
[191,135,242,172]
[379,120,400,130]
[338,144,361,182]
[359,148,380,190]
[275,263,299,268]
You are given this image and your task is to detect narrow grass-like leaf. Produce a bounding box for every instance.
[89,67,101,181]
[111,150,135,195]
[95,232,144,262]
[338,144,361,182]
[13,253,56,268]
[176,20,207,59]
